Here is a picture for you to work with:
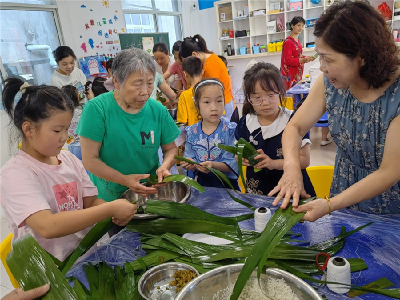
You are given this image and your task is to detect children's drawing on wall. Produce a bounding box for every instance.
[79,55,107,77]
[81,42,87,53]
[142,37,154,56]
[88,38,95,49]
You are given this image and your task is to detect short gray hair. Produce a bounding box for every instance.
[112,48,156,85]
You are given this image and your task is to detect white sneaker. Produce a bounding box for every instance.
[320,137,333,146]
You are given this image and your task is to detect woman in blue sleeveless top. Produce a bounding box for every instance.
[270,1,400,221]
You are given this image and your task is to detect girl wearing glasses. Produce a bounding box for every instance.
[235,62,315,196]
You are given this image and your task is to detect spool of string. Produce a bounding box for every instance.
[326,256,351,294]
[254,207,271,232]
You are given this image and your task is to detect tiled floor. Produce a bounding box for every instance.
[0,127,336,296]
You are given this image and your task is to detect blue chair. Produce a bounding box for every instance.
[314,112,329,127]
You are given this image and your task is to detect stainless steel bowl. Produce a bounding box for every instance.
[176,264,323,300]
[138,262,199,300]
[119,181,190,219]
[168,107,178,120]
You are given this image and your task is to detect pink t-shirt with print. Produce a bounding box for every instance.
[168,62,187,89]
[0,150,98,261]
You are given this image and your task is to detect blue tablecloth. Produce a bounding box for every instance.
[67,187,400,299]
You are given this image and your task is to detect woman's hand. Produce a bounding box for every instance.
[196,161,212,174]
[293,198,331,222]
[253,149,275,170]
[156,165,171,183]
[122,174,157,196]
[181,158,197,171]
[234,155,251,166]
[110,199,138,226]
[269,165,310,209]
[2,284,50,300]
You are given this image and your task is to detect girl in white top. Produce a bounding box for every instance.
[153,42,182,91]
[50,46,94,102]
[0,77,137,261]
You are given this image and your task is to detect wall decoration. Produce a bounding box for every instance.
[81,43,87,53]
[106,41,113,44]
[102,0,109,8]
[67,0,125,59]
[142,37,154,56]
[79,55,107,77]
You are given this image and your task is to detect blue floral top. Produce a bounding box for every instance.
[325,76,400,214]
[184,120,239,189]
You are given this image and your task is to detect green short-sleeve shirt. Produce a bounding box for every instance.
[77,91,180,201]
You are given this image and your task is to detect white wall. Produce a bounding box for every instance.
[0,111,17,166]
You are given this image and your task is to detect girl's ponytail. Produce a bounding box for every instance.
[180,34,212,59]
[1,77,74,138]
[2,77,25,122]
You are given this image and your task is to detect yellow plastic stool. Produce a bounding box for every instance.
[238,166,247,194]
[306,166,334,198]
[282,96,294,110]
[0,233,19,288]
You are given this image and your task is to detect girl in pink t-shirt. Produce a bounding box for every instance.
[0,78,137,261]
[162,41,187,90]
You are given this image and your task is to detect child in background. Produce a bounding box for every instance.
[177,56,203,126]
[61,85,82,145]
[182,79,239,189]
[104,58,115,91]
[0,78,137,261]
[163,41,187,90]
[92,77,108,97]
[235,62,315,196]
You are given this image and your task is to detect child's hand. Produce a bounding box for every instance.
[234,155,251,166]
[181,158,197,171]
[111,199,138,226]
[196,161,212,174]
[253,149,275,170]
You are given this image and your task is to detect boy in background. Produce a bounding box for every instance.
[176,56,203,126]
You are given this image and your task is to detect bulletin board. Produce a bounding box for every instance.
[119,33,170,55]
[68,0,126,59]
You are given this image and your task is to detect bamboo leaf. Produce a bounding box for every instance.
[127,218,238,235]
[348,277,395,298]
[230,203,305,300]
[144,175,159,187]
[61,217,115,275]
[7,234,79,299]
[163,174,205,192]
[129,250,180,272]
[237,141,247,191]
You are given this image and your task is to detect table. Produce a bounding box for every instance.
[286,82,310,107]
[67,187,400,299]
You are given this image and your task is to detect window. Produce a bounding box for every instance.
[122,0,183,51]
[0,9,61,85]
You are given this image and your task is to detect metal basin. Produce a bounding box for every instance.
[119,181,190,219]
[168,107,177,120]
[138,262,199,300]
[176,264,323,300]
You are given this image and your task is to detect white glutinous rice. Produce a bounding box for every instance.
[210,276,300,300]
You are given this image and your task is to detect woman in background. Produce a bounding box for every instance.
[153,43,182,91]
[50,46,94,101]
[280,17,315,91]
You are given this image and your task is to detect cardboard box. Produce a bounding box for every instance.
[267,20,277,33]
[218,4,233,22]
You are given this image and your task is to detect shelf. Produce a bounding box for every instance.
[218,20,233,24]
[286,9,304,12]
[225,47,315,60]
[251,33,268,37]
[236,36,250,38]
[250,14,267,18]
[219,37,234,41]
[306,6,323,10]
[268,31,285,35]
[267,11,285,15]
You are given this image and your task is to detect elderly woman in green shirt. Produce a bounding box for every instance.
[77,48,180,201]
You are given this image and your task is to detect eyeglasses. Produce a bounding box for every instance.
[248,94,280,106]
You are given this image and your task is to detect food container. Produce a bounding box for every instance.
[176,264,323,300]
[119,181,190,219]
[138,262,199,300]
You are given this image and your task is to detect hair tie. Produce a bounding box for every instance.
[19,82,31,94]
[194,79,224,93]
